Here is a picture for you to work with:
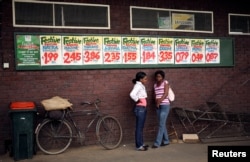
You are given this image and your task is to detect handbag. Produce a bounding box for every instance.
[168,87,175,102]
[164,81,175,102]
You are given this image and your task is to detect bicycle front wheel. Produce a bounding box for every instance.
[36,119,73,155]
[96,116,123,150]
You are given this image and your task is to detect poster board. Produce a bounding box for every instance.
[14,33,234,70]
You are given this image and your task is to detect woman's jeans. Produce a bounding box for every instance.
[134,106,147,148]
[154,104,170,146]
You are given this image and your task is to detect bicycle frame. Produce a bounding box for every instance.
[64,100,107,140]
[67,110,103,138]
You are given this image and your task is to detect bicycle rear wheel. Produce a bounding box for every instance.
[36,119,72,155]
[96,116,123,149]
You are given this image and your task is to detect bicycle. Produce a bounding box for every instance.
[35,98,123,155]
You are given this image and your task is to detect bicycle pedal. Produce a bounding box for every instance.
[77,134,85,145]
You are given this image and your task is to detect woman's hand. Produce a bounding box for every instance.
[155,98,161,108]
[136,99,141,104]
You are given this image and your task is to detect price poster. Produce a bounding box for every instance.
[15,34,232,70]
[174,38,191,64]
[121,37,140,64]
[40,35,62,66]
[190,39,205,64]
[103,36,122,64]
[140,37,158,64]
[16,35,40,66]
[62,36,82,65]
[205,39,220,63]
[82,36,103,65]
[157,38,174,64]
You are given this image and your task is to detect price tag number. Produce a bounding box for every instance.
[191,53,203,62]
[64,52,81,64]
[124,52,137,62]
[84,51,100,62]
[104,52,120,62]
[159,51,172,62]
[206,53,218,62]
[175,52,189,63]
[142,51,155,62]
[42,52,59,64]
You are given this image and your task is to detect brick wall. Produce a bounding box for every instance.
[0,0,249,154]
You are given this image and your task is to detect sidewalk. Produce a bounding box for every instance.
[1,139,250,162]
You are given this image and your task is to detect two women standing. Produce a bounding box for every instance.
[130,70,171,151]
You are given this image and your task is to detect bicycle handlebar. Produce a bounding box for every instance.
[95,98,101,104]
[80,98,102,106]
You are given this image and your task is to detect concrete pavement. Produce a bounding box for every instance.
[1,139,250,162]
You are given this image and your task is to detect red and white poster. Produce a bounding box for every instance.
[121,37,140,64]
[190,39,205,64]
[174,38,191,64]
[140,37,157,64]
[40,35,62,66]
[62,36,82,65]
[205,39,220,63]
[82,36,103,65]
[103,36,122,64]
[157,38,174,64]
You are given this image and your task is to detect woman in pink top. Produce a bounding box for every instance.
[152,70,171,148]
[130,71,149,151]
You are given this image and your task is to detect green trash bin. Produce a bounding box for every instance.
[9,102,36,161]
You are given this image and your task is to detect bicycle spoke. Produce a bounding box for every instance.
[97,116,123,149]
[36,120,72,155]
[101,121,116,140]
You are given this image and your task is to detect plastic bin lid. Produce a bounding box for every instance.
[10,102,35,110]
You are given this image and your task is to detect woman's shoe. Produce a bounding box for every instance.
[137,146,148,151]
[143,144,149,148]
[151,145,159,148]
[160,143,169,146]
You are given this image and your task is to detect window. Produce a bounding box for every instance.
[13,0,110,29]
[229,13,250,35]
[130,6,213,33]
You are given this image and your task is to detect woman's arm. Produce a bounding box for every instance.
[160,81,169,102]
[130,84,140,102]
